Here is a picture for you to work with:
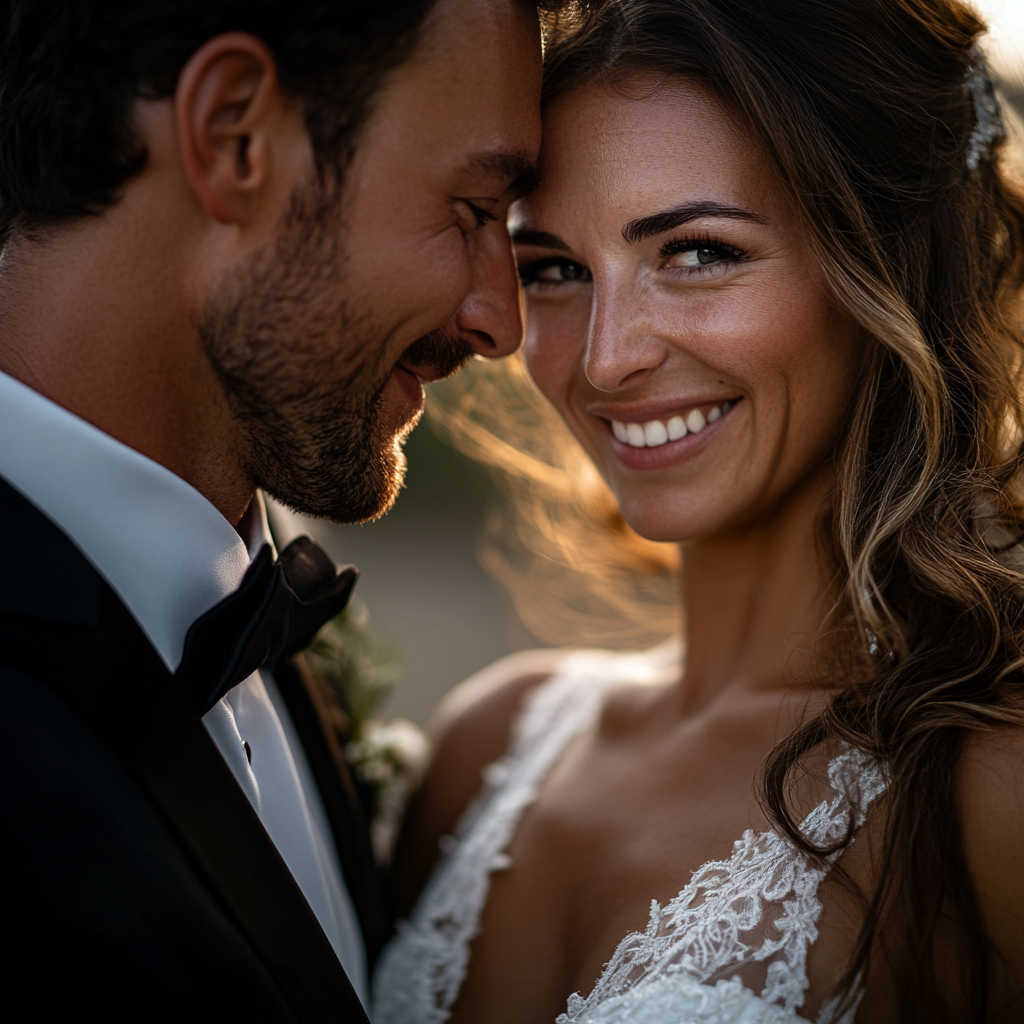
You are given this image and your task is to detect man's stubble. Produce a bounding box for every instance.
[199,179,472,524]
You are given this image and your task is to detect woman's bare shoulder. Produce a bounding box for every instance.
[958,724,1024,1016]
[390,648,567,915]
[429,647,568,745]
[422,647,568,822]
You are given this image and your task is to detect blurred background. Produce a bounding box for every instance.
[272,0,1024,730]
[269,419,539,727]
[979,1,1024,115]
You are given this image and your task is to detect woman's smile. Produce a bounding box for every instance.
[607,399,735,448]
[592,397,740,470]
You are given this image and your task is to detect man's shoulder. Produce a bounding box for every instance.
[0,659,299,1019]
[0,473,103,627]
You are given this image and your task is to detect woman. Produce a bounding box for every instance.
[375,1,1024,1020]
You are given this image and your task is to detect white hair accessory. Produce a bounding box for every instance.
[965,46,1006,172]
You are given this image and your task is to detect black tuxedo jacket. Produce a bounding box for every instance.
[0,476,386,1022]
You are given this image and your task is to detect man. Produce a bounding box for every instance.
[0,0,566,1019]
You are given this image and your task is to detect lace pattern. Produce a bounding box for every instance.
[558,748,887,1024]
[373,651,629,1024]
[373,647,887,1024]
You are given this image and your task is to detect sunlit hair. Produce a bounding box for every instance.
[430,353,679,646]
[433,0,1024,1018]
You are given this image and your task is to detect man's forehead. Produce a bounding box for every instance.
[413,0,542,62]
[463,151,541,194]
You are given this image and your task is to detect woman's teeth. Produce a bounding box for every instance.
[611,402,732,448]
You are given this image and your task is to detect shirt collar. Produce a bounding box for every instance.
[0,369,254,671]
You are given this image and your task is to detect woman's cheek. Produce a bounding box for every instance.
[523,295,590,403]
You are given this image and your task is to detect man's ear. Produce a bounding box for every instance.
[175,32,296,226]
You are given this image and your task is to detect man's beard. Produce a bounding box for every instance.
[198,181,473,524]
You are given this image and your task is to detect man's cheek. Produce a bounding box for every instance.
[411,229,474,316]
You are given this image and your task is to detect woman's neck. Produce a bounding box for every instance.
[677,471,837,716]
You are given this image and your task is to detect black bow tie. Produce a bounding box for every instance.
[175,536,358,715]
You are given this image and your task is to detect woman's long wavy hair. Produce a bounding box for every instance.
[431,0,1024,1018]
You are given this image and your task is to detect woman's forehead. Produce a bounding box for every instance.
[522,79,785,238]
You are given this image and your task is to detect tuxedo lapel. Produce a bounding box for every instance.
[0,478,369,1023]
[273,654,391,965]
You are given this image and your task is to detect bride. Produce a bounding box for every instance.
[375,0,1024,1021]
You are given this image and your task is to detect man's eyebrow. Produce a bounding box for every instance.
[622,201,765,245]
[465,152,540,197]
[509,227,571,250]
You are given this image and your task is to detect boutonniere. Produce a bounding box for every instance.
[306,600,430,863]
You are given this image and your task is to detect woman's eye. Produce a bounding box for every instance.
[668,246,724,268]
[660,239,744,272]
[519,257,592,287]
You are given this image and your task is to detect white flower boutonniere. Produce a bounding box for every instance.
[306,600,430,863]
[346,718,430,863]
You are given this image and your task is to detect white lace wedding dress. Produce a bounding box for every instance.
[373,647,887,1024]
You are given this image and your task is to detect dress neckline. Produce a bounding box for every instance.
[373,646,887,1024]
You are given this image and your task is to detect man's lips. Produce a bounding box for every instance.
[398,350,477,384]
[381,357,462,434]
[390,364,425,417]
[397,361,445,384]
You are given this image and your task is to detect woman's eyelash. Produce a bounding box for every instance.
[518,256,559,282]
[517,240,744,285]
[658,235,747,264]
[518,256,591,285]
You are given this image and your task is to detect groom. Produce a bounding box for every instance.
[0,0,555,1019]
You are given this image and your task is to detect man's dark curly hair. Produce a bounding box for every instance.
[0,0,579,247]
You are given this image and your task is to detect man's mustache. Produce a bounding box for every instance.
[399,328,475,381]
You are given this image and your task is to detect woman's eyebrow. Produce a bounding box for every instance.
[510,227,571,250]
[622,201,765,245]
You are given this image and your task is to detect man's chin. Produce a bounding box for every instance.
[345,432,413,525]
[268,424,415,526]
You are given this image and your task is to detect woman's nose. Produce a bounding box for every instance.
[584,291,667,392]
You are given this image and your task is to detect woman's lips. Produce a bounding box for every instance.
[603,398,739,470]
[610,399,734,448]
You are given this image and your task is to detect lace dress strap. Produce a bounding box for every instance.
[558,747,889,1024]
[373,650,638,1024]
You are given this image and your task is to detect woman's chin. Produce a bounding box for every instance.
[613,500,718,546]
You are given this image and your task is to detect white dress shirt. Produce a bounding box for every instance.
[0,369,368,1008]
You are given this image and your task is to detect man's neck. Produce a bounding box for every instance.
[0,216,254,526]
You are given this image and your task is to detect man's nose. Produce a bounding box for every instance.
[452,227,524,359]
